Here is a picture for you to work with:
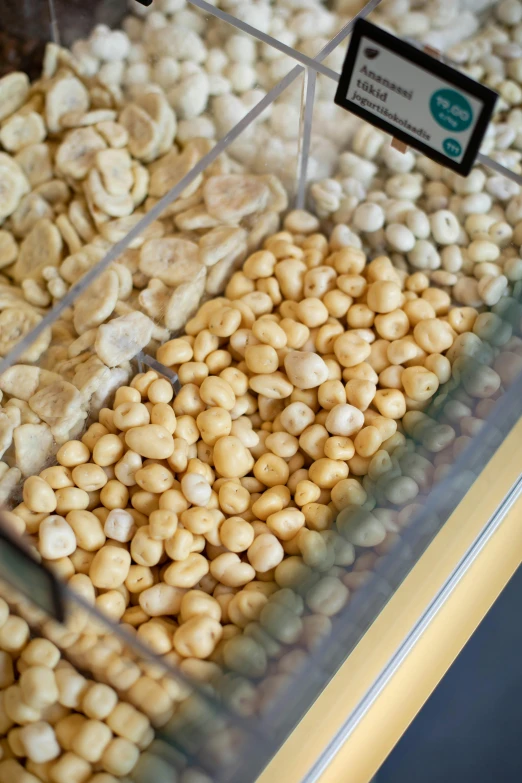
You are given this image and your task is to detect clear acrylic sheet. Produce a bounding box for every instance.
[0,2,521,782]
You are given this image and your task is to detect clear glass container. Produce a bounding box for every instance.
[0,1,521,781]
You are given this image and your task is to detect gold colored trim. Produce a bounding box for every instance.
[258,418,522,783]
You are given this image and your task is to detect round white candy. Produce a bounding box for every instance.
[385,223,416,252]
[430,210,461,245]
[352,202,385,233]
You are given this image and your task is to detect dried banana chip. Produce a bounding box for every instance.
[206,244,248,296]
[40,346,68,370]
[55,214,82,255]
[112,263,133,300]
[0,153,30,222]
[90,85,116,110]
[91,236,112,252]
[0,112,46,153]
[203,175,270,223]
[60,109,117,128]
[73,269,120,334]
[5,399,40,425]
[11,193,53,239]
[205,152,232,178]
[119,103,161,162]
[15,143,53,188]
[139,236,201,286]
[165,267,207,331]
[103,82,123,110]
[45,75,90,134]
[83,182,111,227]
[245,210,280,252]
[5,406,20,426]
[89,366,130,417]
[260,174,289,213]
[11,218,63,282]
[138,278,172,321]
[37,369,64,390]
[96,148,133,196]
[95,311,155,367]
[51,408,88,445]
[68,199,96,243]
[175,205,221,231]
[14,423,54,477]
[59,245,103,285]
[0,466,22,501]
[118,248,140,275]
[29,379,83,425]
[22,279,51,308]
[0,230,18,269]
[71,356,111,401]
[50,320,75,347]
[135,91,176,158]
[56,127,107,180]
[185,138,215,159]
[199,226,248,267]
[0,72,30,122]
[0,285,27,310]
[67,328,97,358]
[41,43,60,79]
[0,407,21,459]
[131,162,149,208]
[145,187,203,217]
[100,214,164,247]
[35,179,70,206]
[0,365,42,401]
[0,307,51,362]
[148,146,199,199]
[85,168,134,218]
[55,353,89,382]
[96,120,129,149]
[113,300,134,318]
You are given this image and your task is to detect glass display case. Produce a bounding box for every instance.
[0,1,522,782]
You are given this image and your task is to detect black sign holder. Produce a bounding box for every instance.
[334,18,498,176]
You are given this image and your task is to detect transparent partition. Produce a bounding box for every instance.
[0,1,305,486]
[0,2,522,783]
[0,523,281,783]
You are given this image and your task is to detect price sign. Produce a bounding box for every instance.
[335,19,498,175]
